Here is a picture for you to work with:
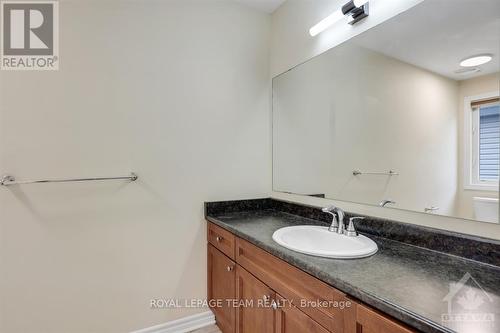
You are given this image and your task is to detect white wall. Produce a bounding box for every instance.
[274,43,459,216]
[0,1,270,332]
[270,0,500,240]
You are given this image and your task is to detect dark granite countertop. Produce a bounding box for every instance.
[206,207,500,333]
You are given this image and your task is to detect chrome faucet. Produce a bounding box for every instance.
[322,206,345,234]
[379,199,396,207]
[322,206,365,237]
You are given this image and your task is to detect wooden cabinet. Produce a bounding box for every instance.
[356,304,416,333]
[275,294,330,333]
[236,237,347,333]
[207,222,419,333]
[208,244,236,333]
[234,266,336,333]
[235,266,275,333]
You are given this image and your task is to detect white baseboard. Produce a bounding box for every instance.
[131,311,215,333]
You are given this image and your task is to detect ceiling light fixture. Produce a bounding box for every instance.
[309,0,369,37]
[460,55,493,67]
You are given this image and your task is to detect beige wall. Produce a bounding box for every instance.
[270,0,500,240]
[0,1,270,332]
[274,44,460,216]
[457,73,500,219]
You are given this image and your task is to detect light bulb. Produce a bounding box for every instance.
[309,9,344,37]
[460,55,493,67]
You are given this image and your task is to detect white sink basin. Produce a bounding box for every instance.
[272,225,378,259]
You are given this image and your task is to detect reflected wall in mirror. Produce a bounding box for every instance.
[273,0,500,224]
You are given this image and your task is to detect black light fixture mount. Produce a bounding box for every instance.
[309,0,370,36]
[342,0,369,25]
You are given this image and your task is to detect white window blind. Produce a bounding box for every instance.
[476,101,500,181]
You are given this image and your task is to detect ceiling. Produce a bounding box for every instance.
[353,0,500,81]
[234,0,286,13]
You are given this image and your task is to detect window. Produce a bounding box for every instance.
[465,93,500,190]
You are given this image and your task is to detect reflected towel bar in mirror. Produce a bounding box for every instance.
[352,170,399,176]
[0,173,138,186]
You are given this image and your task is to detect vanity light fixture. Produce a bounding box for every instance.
[460,54,493,67]
[309,0,369,37]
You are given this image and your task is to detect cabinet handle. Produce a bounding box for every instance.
[227,265,234,272]
[215,236,223,242]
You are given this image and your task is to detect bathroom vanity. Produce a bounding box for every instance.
[207,223,414,333]
[205,199,500,333]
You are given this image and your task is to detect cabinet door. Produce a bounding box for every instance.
[356,304,417,333]
[208,244,236,333]
[235,266,275,333]
[275,294,330,333]
[236,237,345,332]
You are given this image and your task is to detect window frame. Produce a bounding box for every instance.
[464,91,500,191]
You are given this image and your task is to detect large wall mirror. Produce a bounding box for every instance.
[273,0,500,224]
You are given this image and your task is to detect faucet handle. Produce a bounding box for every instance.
[344,217,365,237]
[322,206,339,232]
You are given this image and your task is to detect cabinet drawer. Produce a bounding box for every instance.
[356,304,417,333]
[208,222,235,260]
[236,238,350,333]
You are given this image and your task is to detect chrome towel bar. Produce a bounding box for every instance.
[0,173,138,186]
[352,170,399,176]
